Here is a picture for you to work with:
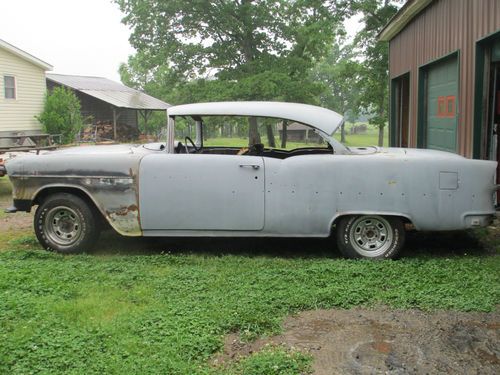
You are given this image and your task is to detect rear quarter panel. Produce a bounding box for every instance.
[262,150,496,235]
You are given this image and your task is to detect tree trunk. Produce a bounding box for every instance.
[266,124,276,147]
[340,123,346,143]
[378,101,386,147]
[248,117,261,146]
[281,120,288,148]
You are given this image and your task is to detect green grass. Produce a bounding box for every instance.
[0,176,11,196]
[0,237,498,374]
[224,345,312,375]
[0,176,12,219]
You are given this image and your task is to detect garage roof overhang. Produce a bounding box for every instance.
[379,0,434,42]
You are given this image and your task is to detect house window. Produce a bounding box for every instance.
[4,76,16,99]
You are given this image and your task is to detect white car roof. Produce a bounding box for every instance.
[167,101,344,136]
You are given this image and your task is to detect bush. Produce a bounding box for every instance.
[37,87,84,144]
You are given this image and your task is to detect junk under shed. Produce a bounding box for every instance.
[46,73,171,142]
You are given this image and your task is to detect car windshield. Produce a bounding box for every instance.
[175,115,330,151]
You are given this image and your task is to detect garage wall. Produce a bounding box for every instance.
[388,0,500,157]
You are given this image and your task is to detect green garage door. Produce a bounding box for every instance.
[426,56,459,152]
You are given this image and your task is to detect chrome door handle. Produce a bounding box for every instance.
[239,164,260,170]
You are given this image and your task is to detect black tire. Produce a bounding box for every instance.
[336,215,405,259]
[34,193,100,254]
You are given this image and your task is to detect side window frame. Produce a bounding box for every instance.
[4,75,17,99]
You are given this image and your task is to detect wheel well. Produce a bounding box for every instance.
[331,214,413,231]
[33,187,107,227]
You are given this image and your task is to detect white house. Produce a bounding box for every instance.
[0,39,52,140]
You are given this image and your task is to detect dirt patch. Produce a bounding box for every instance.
[0,195,33,233]
[217,308,500,374]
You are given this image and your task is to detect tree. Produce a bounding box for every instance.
[312,40,362,143]
[352,0,399,146]
[37,87,84,144]
[119,52,185,137]
[115,0,350,145]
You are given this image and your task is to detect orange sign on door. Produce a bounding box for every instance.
[437,95,456,118]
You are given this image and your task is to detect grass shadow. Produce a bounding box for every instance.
[93,228,496,259]
[93,230,338,259]
[400,229,497,258]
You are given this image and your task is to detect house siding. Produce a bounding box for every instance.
[388,0,500,157]
[0,47,46,134]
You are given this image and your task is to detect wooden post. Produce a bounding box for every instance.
[166,114,175,153]
[112,107,117,140]
[281,120,288,148]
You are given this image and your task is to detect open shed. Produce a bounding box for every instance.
[46,73,170,140]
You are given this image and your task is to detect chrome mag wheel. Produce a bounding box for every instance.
[349,216,393,257]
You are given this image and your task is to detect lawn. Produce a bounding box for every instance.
[0,170,499,374]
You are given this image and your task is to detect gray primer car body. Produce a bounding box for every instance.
[5,102,497,238]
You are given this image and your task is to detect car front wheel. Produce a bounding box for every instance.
[34,193,100,254]
[336,215,405,259]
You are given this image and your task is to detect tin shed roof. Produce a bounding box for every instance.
[46,73,171,110]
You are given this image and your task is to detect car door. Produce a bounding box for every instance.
[139,154,265,231]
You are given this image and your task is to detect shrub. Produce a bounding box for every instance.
[37,87,84,144]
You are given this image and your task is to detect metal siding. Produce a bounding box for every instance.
[389,0,500,157]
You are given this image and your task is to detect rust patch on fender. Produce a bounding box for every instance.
[108,204,139,217]
[105,205,141,236]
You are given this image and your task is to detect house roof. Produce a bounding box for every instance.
[46,73,171,111]
[168,102,344,136]
[379,0,434,42]
[0,39,52,70]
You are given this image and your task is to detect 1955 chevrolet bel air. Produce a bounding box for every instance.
[2,102,497,259]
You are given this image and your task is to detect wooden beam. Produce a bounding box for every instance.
[112,108,122,140]
[112,107,117,140]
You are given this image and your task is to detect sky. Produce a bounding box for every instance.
[0,0,364,83]
[0,0,134,81]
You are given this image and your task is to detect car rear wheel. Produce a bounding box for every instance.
[34,193,100,254]
[336,215,405,259]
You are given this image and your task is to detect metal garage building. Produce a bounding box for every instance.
[380,0,500,162]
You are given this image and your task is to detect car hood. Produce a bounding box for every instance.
[49,144,138,155]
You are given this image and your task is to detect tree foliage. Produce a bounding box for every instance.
[37,87,84,143]
[116,0,351,144]
[116,0,401,147]
[312,40,362,142]
[352,0,399,146]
